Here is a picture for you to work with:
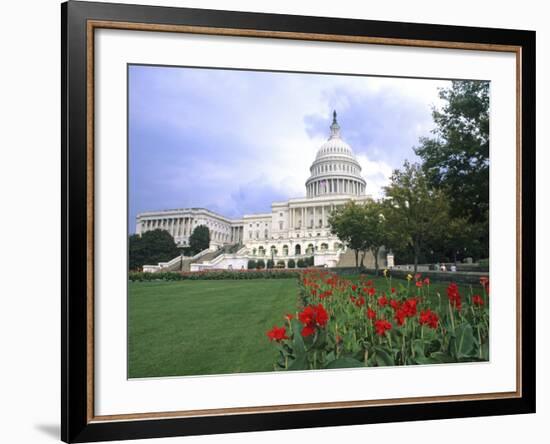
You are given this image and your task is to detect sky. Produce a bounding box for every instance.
[128,65,452,233]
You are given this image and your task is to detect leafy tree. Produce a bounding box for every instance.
[256,259,266,269]
[247,259,257,270]
[266,259,274,269]
[189,225,210,255]
[328,202,369,270]
[361,199,391,272]
[415,80,489,257]
[287,259,296,268]
[383,161,451,273]
[128,229,179,271]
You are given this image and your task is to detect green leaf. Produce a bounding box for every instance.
[287,354,308,371]
[430,351,454,363]
[481,341,489,361]
[412,339,425,357]
[415,356,439,365]
[373,347,394,367]
[453,323,475,358]
[290,319,306,356]
[324,357,364,369]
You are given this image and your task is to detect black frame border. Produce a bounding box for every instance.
[62,1,536,442]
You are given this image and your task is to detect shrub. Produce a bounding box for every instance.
[287,259,296,268]
[256,259,266,269]
[128,269,301,281]
[306,256,315,266]
[276,260,286,268]
[247,259,257,270]
[297,258,306,268]
[266,259,274,269]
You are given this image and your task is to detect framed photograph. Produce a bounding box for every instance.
[61,1,535,442]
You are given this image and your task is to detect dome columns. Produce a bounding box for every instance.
[306,177,366,197]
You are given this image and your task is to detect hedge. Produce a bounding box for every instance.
[129,269,305,281]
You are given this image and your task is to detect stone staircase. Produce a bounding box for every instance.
[160,244,242,272]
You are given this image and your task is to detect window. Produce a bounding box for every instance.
[279,221,283,230]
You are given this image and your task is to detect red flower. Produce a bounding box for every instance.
[352,285,357,291]
[266,325,289,342]
[415,280,423,288]
[480,276,490,295]
[374,319,392,336]
[419,309,439,329]
[319,290,333,299]
[402,298,418,317]
[354,295,366,307]
[394,309,407,326]
[284,313,294,321]
[368,287,377,297]
[447,282,462,311]
[367,308,376,319]
[423,277,430,285]
[391,287,396,294]
[390,299,401,311]
[298,304,329,337]
[366,280,373,287]
[415,273,422,280]
[378,295,388,307]
[472,295,484,306]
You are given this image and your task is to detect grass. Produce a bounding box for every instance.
[128,278,298,378]
[128,273,486,378]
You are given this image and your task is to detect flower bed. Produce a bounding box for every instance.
[267,270,489,370]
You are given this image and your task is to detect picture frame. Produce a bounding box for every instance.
[61,1,536,442]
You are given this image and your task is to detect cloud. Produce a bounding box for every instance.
[128,66,453,232]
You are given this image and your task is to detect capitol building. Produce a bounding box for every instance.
[136,112,390,271]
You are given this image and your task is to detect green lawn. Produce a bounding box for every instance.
[128,279,298,378]
[128,274,485,378]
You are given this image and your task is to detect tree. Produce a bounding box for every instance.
[188,225,210,255]
[247,259,257,270]
[415,80,489,257]
[328,202,368,270]
[128,229,179,271]
[361,199,390,273]
[383,161,451,273]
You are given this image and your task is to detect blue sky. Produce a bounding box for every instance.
[128,65,452,233]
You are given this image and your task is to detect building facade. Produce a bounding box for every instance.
[136,112,377,268]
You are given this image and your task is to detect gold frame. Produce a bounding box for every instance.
[85,20,523,424]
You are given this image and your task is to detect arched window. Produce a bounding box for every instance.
[306,244,314,254]
[258,246,265,256]
[252,248,257,256]
[264,228,268,239]
[295,244,301,255]
[270,245,277,256]
[320,243,328,251]
[282,245,289,256]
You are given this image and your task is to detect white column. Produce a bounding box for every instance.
[313,206,316,228]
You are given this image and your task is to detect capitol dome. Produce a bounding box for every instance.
[305,111,366,198]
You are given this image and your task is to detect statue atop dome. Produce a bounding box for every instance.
[329,109,341,139]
